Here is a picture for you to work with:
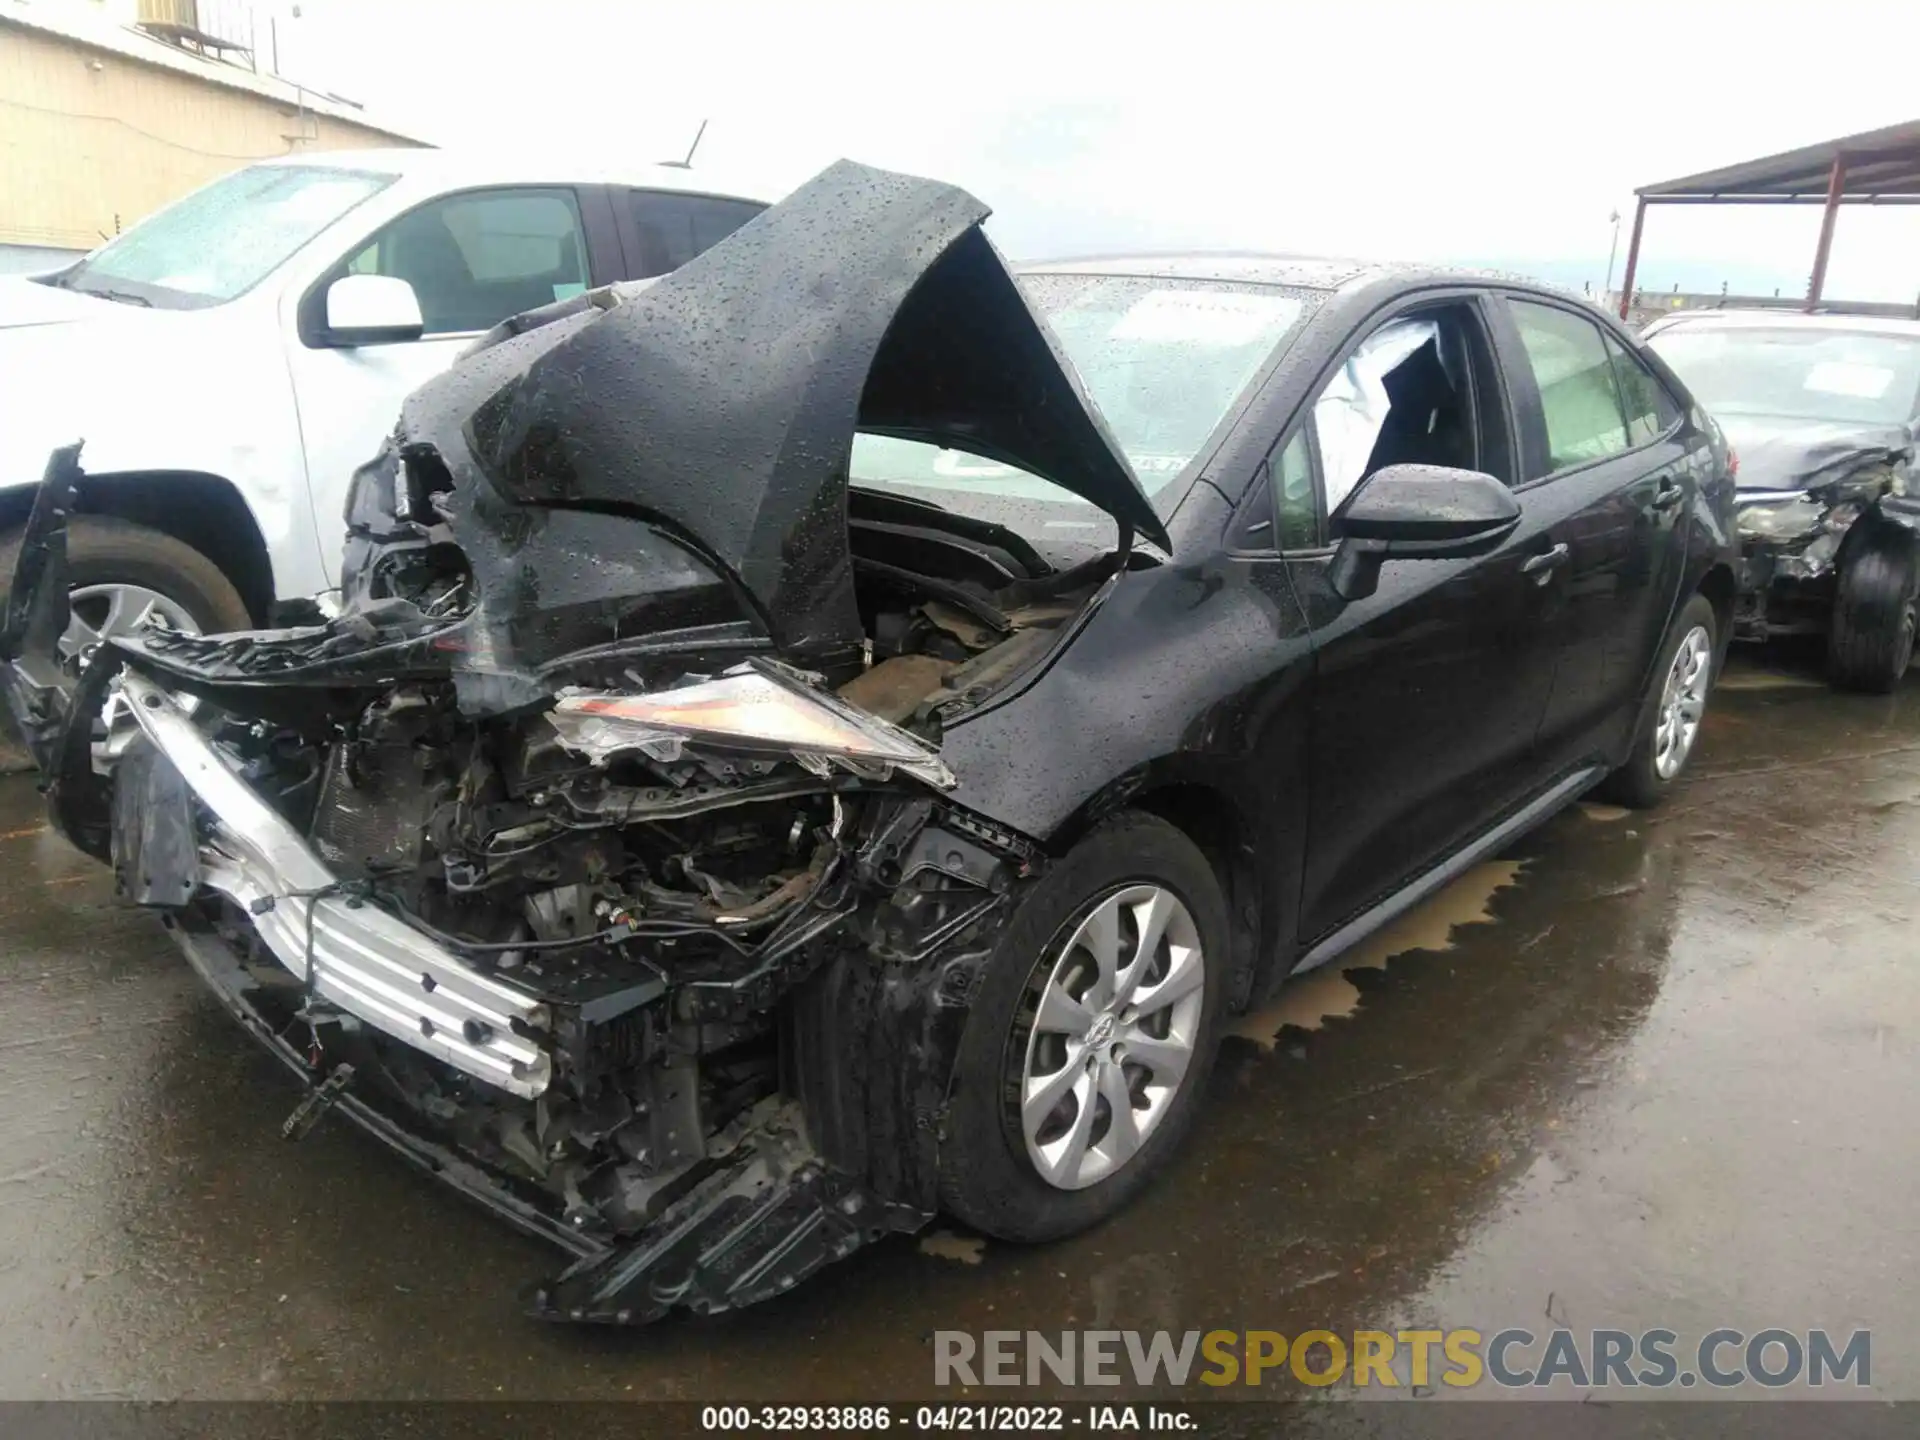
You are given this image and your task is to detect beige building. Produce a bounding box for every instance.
[0,0,426,272]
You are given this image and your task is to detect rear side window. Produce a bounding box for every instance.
[1509,300,1631,471]
[628,192,763,277]
[1606,335,1683,446]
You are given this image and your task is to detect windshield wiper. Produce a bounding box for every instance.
[60,274,152,307]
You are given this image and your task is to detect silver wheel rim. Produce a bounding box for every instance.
[63,584,200,733]
[62,583,198,658]
[1654,625,1712,779]
[1017,884,1206,1191]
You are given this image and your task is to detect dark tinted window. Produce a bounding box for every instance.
[1606,335,1682,445]
[628,192,763,277]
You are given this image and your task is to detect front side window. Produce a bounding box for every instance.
[1510,300,1633,472]
[344,188,589,336]
[55,164,394,309]
[1309,307,1491,517]
[628,192,764,277]
[1315,318,1441,513]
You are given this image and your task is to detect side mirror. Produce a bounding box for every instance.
[1327,463,1520,601]
[323,274,424,347]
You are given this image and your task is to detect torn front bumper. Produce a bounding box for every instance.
[165,906,927,1321]
[112,667,940,1320]
[117,668,554,1097]
[0,445,965,1325]
[163,911,600,1256]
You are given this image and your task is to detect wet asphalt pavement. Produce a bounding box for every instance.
[1,649,1917,1409]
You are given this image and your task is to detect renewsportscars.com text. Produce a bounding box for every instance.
[933,1328,1870,1391]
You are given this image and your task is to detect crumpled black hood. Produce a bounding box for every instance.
[398,158,1165,675]
[1719,414,1914,492]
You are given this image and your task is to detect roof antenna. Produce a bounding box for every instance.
[661,119,709,170]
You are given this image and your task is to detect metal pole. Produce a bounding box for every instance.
[1602,208,1622,299]
[1805,155,1847,311]
[1617,196,1647,320]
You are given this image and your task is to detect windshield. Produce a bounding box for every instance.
[56,164,395,309]
[850,274,1310,539]
[1648,324,1920,428]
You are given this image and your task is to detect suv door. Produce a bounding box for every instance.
[1491,296,1698,775]
[616,190,765,278]
[1283,295,1563,947]
[284,185,619,587]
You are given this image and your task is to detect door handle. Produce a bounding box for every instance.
[1650,477,1685,511]
[1522,542,1570,578]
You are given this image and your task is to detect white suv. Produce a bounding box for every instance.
[0,150,773,645]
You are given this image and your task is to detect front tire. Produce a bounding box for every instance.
[1828,532,1918,693]
[938,811,1228,1243]
[0,515,251,653]
[1600,593,1717,809]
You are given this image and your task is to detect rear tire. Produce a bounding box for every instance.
[1599,593,1717,809]
[0,515,251,645]
[1828,533,1918,694]
[938,811,1228,1243]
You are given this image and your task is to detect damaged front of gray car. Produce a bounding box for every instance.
[1728,422,1916,628]
[0,160,1175,1324]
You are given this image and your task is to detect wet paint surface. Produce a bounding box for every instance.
[1,651,1918,1402]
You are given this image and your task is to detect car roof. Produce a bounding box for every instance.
[1019,252,1593,306]
[1020,253,1383,290]
[1646,308,1920,340]
[264,147,781,205]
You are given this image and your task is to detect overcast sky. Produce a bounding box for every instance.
[278,0,1920,301]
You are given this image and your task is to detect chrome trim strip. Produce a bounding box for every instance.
[120,670,552,1098]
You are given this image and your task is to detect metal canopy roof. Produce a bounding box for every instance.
[1638,118,1920,203]
[1620,118,1920,318]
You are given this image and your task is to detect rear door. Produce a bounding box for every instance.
[1287,293,1563,944]
[1490,296,1697,774]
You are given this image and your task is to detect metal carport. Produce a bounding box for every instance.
[1620,118,1920,319]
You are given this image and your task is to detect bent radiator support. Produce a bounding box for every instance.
[120,669,552,1097]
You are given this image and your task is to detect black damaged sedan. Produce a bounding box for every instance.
[0,160,1736,1323]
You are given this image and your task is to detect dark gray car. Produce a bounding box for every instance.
[1644,310,1920,690]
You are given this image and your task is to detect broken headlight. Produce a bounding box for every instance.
[1737,495,1864,581]
[548,664,954,788]
[1735,495,1827,544]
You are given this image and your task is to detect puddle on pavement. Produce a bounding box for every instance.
[918,1230,987,1265]
[1228,859,1525,1050]
[1715,669,1824,691]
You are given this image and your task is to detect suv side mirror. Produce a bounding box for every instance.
[1328,463,1520,601]
[323,274,424,347]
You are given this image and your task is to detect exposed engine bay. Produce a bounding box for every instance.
[70,482,1107,1322]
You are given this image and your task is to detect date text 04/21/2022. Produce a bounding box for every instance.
[699,1404,1194,1431]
